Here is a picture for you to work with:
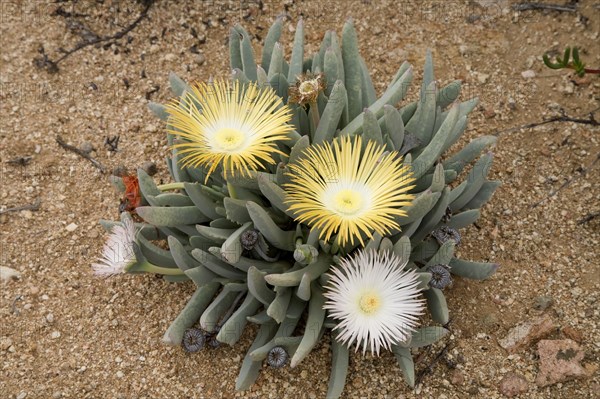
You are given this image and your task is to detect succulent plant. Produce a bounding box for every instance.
[98,18,500,397]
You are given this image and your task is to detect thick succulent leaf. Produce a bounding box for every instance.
[412,187,451,243]
[288,19,304,84]
[148,101,168,121]
[168,72,191,97]
[196,225,237,244]
[268,43,284,79]
[451,153,494,210]
[191,249,246,280]
[257,174,294,218]
[384,104,404,150]
[290,283,326,367]
[465,180,501,209]
[327,337,350,399]
[445,209,480,230]
[406,81,437,146]
[217,294,261,345]
[247,266,276,306]
[393,236,412,264]
[149,193,193,207]
[220,222,253,264]
[136,206,209,227]
[412,169,457,193]
[410,103,458,180]
[359,56,377,107]
[229,27,243,70]
[236,320,278,390]
[137,168,161,204]
[361,108,383,145]
[313,80,347,144]
[392,346,415,388]
[136,232,178,268]
[424,240,456,268]
[184,183,221,219]
[200,285,246,332]
[265,255,332,287]
[409,326,449,348]
[324,48,339,97]
[437,80,461,109]
[449,258,499,280]
[267,287,292,323]
[261,17,283,71]
[425,288,449,324]
[342,19,363,120]
[443,136,497,174]
[162,282,220,345]
[339,66,413,137]
[396,190,441,226]
[247,202,296,251]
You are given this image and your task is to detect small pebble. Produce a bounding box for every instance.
[16,392,27,399]
[194,53,206,65]
[46,313,54,323]
[65,223,78,232]
[51,331,61,339]
[80,141,94,154]
[0,266,21,282]
[521,70,536,79]
[116,371,124,378]
[141,161,158,176]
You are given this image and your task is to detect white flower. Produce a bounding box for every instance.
[323,249,425,356]
[91,217,137,277]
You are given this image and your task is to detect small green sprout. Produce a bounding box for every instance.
[543,47,599,77]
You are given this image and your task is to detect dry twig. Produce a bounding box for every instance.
[0,198,41,215]
[36,1,154,72]
[56,135,107,173]
[512,3,577,12]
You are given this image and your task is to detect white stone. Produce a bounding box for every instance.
[0,266,21,282]
[65,223,78,232]
[521,70,536,79]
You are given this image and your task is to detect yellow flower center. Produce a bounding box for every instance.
[299,81,317,94]
[332,189,364,215]
[359,291,381,314]
[214,127,245,151]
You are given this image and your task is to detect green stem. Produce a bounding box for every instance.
[227,181,238,199]
[158,182,185,191]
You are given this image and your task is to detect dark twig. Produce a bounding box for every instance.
[104,135,120,152]
[415,343,451,386]
[512,3,577,12]
[493,109,600,137]
[6,156,32,166]
[0,198,41,215]
[37,1,154,72]
[531,152,600,208]
[56,135,107,173]
[578,211,600,225]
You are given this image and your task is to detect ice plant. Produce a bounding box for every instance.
[91,214,136,276]
[165,79,293,180]
[285,136,415,246]
[97,18,502,398]
[324,249,424,355]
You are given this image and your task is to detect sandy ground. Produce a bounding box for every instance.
[1,0,599,398]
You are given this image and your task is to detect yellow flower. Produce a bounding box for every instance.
[166,79,293,181]
[284,136,415,246]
